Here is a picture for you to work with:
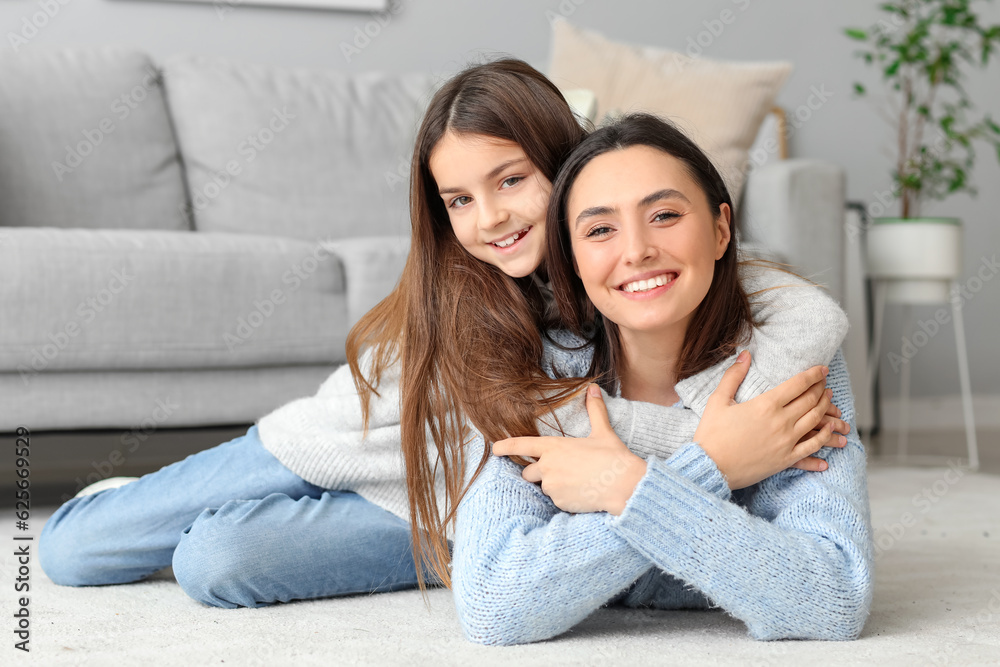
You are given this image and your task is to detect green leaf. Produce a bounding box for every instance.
[854,83,867,95]
[845,28,868,40]
[885,60,901,77]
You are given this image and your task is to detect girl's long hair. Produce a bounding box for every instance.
[546,112,755,392]
[345,59,589,592]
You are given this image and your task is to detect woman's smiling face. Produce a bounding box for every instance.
[430,131,551,279]
[567,144,731,338]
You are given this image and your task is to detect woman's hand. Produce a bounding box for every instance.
[694,351,850,491]
[492,385,647,516]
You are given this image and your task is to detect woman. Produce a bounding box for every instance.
[40,61,847,610]
[450,113,872,644]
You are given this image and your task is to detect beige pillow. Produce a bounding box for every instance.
[547,19,792,203]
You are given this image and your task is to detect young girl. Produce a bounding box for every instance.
[39,60,847,609]
[450,113,872,645]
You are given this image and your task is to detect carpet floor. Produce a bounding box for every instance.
[6,461,999,666]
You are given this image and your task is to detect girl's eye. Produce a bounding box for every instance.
[501,176,522,188]
[586,224,613,238]
[653,211,680,223]
[449,195,472,209]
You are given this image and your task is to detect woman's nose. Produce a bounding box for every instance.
[621,224,656,264]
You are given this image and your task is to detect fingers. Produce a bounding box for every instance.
[492,437,548,460]
[783,380,828,428]
[768,365,829,407]
[790,420,834,461]
[585,384,614,436]
[790,456,829,472]
[816,413,851,436]
[793,388,836,437]
[521,462,542,484]
[709,350,750,404]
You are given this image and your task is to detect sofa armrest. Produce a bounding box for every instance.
[738,159,846,304]
[320,235,411,329]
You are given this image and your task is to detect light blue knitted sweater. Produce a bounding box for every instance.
[451,349,874,645]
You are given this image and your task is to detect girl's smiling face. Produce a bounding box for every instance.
[430,131,551,278]
[567,145,731,338]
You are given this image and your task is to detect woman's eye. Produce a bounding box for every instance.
[501,176,523,188]
[586,225,613,238]
[449,195,472,209]
[653,211,680,223]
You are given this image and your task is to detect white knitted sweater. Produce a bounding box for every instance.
[256,264,848,534]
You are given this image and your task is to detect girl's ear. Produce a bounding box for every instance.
[714,203,732,260]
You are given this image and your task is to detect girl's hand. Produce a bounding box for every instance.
[492,385,647,516]
[694,351,850,491]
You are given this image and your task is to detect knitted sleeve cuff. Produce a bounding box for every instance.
[606,442,732,548]
[618,442,732,522]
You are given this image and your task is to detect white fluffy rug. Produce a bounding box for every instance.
[7,463,999,666]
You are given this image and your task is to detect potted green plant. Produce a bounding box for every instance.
[846,0,1000,302]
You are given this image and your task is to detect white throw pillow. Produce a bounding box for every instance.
[547,19,792,203]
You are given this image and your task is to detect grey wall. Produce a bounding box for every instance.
[4,0,999,399]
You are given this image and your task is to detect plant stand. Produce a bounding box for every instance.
[868,277,979,470]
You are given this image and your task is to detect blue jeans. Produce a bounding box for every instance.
[39,426,437,608]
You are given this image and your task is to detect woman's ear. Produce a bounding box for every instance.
[714,203,732,260]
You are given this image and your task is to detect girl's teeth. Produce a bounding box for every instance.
[623,273,676,293]
[493,230,524,248]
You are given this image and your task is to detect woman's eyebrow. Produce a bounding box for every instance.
[438,158,527,196]
[574,188,691,228]
[638,188,690,208]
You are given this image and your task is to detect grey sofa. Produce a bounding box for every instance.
[1,46,427,433]
[0,46,846,438]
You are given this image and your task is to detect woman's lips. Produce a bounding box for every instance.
[616,271,679,299]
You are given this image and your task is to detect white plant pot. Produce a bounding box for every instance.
[865,218,962,303]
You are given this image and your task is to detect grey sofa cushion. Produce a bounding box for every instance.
[0,47,188,231]
[0,228,346,374]
[0,365,338,431]
[161,54,436,241]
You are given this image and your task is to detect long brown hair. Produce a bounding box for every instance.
[345,59,589,592]
[546,112,755,393]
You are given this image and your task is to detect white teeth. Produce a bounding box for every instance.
[492,229,527,248]
[622,273,676,293]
